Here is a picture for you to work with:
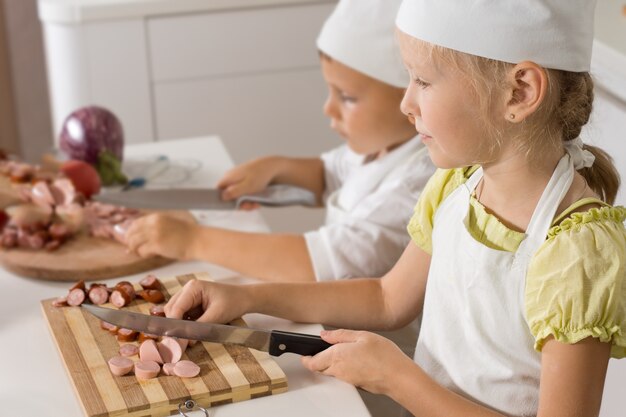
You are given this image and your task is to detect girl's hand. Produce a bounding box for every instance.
[164,279,250,325]
[301,329,411,395]
[124,213,199,260]
[216,157,281,201]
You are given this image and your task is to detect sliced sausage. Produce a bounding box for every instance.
[157,337,184,364]
[109,290,131,308]
[149,304,165,317]
[139,339,163,364]
[115,281,136,300]
[70,280,86,292]
[117,328,138,342]
[137,332,159,343]
[162,362,175,376]
[88,285,109,305]
[51,296,68,308]
[66,288,85,306]
[173,360,200,378]
[119,343,139,357]
[100,321,119,334]
[136,289,165,304]
[108,356,134,377]
[134,360,160,380]
[140,274,163,290]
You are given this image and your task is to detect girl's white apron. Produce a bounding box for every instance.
[414,155,574,416]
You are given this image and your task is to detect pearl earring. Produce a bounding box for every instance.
[509,113,516,120]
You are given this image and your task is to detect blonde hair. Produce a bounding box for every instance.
[420,42,621,204]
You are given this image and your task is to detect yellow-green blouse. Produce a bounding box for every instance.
[408,167,626,358]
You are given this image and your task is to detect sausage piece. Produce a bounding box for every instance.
[149,304,165,317]
[108,356,134,376]
[173,360,200,378]
[134,360,160,380]
[66,288,85,306]
[136,289,165,304]
[117,328,138,342]
[114,281,136,300]
[51,296,68,308]
[139,274,163,290]
[157,337,185,364]
[137,332,159,343]
[88,285,109,305]
[100,320,119,334]
[110,289,131,308]
[162,362,175,376]
[139,339,163,364]
[119,343,139,357]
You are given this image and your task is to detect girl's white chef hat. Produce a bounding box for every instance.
[396,0,597,72]
[317,0,408,88]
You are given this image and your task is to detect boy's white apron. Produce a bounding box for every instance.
[414,155,574,416]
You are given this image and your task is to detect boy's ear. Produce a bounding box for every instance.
[504,61,548,123]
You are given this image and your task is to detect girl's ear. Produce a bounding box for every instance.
[504,61,548,123]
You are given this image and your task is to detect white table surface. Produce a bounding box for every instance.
[0,136,370,417]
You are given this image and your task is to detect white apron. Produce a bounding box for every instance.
[414,155,574,416]
[325,136,425,224]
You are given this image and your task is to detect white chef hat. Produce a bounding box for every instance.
[396,0,597,72]
[317,0,408,88]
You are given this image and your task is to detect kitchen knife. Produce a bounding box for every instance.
[93,184,317,210]
[82,304,332,356]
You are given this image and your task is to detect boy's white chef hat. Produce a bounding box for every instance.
[317,0,408,88]
[396,0,597,72]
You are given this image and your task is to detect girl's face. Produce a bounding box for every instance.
[320,56,414,156]
[397,32,492,168]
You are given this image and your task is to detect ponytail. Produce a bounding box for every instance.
[556,71,621,204]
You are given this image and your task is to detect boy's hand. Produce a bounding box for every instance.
[164,279,250,326]
[124,213,198,260]
[216,156,282,201]
[301,329,411,395]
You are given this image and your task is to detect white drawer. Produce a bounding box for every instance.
[152,68,337,163]
[148,2,335,82]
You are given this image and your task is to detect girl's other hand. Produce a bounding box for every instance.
[301,329,411,395]
[216,156,281,201]
[164,279,249,325]
[124,213,198,260]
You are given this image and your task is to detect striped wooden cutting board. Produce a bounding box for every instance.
[41,272,288,417]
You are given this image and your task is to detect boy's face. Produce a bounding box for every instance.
[320,56,413,156]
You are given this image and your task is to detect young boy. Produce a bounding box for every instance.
[124,0,435,283]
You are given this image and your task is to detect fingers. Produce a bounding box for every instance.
[164,279,203,319]
[320,329,360,344]
[301,349,334,374]
[237,201,260,211]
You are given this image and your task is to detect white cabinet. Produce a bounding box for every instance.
[38,0,338,163]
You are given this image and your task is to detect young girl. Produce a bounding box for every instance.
[124,0,435,283]
[164,0,626,415]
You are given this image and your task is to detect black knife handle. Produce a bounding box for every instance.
[268,330,332,356]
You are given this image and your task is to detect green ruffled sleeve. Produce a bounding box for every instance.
[407,166,476,254]
[526,206,626,358]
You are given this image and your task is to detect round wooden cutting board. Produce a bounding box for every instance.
[0,210,195,282]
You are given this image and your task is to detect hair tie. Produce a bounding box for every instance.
[564,137,595,170]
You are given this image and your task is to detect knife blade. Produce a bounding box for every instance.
[93,184,317,210]
[82,304,331,357]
